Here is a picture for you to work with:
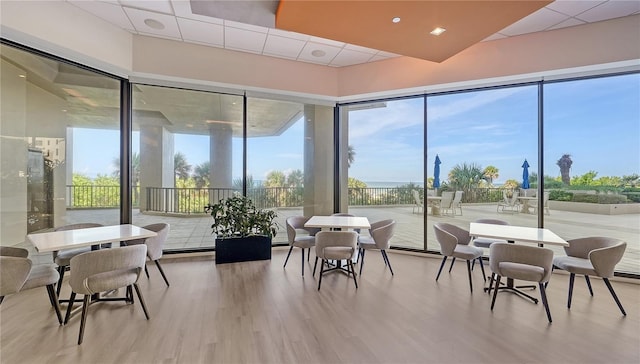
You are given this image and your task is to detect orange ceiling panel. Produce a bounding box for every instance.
[276,0,552,63]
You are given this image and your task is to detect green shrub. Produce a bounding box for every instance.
[572,194,628,204]
[622,192,640,203]
[549,190,573,201]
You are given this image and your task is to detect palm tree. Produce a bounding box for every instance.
[111,152,141,204]
[174,152,192,181]
[193,162,210,188]
[448,163,484,195]
[557,154,573,185]
[264,170,286,187]
[285,169,304,187]
[482,165,499,185]
[347,145,356,168]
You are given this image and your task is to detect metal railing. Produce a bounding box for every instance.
[67,185,509,212]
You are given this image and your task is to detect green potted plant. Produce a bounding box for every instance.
[204,194,278,264]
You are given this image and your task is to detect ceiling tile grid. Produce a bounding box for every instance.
[64,0,640,67]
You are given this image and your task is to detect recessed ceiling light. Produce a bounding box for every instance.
[18,74,26,78]
[430,27,446,36]
[144,18,165,30]
[311,49,326,57]
[392,17,401,23]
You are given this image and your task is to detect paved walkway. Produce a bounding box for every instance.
[18,203,639,274]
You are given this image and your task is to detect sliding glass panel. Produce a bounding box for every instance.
[0,43,120,258]
[426,85,538,252]
[544,74,640,274]
[131,85,243,250]
[344,97,425,250]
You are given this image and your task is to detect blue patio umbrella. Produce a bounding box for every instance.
[522,159,530,189]
[433,155,441,189]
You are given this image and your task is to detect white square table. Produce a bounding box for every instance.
[469,222,568,302]
[304,215,370,275]
[27,224,157,253]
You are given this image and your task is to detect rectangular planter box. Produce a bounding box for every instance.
[215,235,272,264]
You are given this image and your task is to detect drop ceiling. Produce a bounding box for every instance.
[58,0,640,66]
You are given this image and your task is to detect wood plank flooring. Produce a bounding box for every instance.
[1,248,639,364]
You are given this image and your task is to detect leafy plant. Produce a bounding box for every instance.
[204,195,278,239]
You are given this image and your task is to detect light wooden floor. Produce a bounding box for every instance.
[1,248,639,364]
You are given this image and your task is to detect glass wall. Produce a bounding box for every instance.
[425,85,539,251]
[344,97,425,249]
[544,74,640,274]
[130,84,244,250]
[0,42,121,254]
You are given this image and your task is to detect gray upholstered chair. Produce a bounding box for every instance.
[65,245,150,344]
[489,242,554,323]
[315,231,359,290]
[471,218,509,271]
[357,219,396,275]
[552,237,627,315]
[52,223,104,295]
[284,216,316,276]
[0,247,63,325]
[433,223,486,293]
[124,223,170,286]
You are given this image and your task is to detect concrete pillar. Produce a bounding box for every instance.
[139,125,174,211]
[338,107,350,213]
[303,104,334,216]
[209,124,233,203]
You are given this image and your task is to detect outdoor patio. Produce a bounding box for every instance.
[19,203,639,274]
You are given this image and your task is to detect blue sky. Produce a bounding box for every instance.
[73,74,639,185]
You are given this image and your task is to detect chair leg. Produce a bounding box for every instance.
[317,259,325,290]
[491,275,502,310]
[301,248,305,276]
[477,257,486,282]
[382,250,394,275]
[487,273,495,295]
[349,260,358,289]
[0,296,4,304]
[283,246,294,268]
[436,256,447,281]
[144,264,150,279]
[307,248,311,262]
[64,292,77,324]
[539,282,552,323]
[471,258,475,271]
[359,249,366,275]
[567,273,575,309]
[313,256,318,277]
[466,260,473,293]
[133,283,151,319]
[46,284,63,325]
[153,260,170,287]
[603,278,626,316]
[77,295,90,345]
[56,265,66,296]
[584,275,593,296]
[448,257,456,273]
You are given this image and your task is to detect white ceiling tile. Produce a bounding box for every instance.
[329,49,375,67]
[575,0,640,22]
[308,36,345,48]
[224,19,267,33]
[262,34,306,59]
[546,17,588,30]
[177,18,224,46]
[297,41,342,64]
[499,8,570,36]
[68,1,135,31]
[546,1,606,17]
[267,28,310,41]
[369,54,396,63]
[224,27,267,54]
[124,7,181,38]
[171,0,223,24]
[375,50,400,58]
[119,0,174,15]
[344,43,379,54]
